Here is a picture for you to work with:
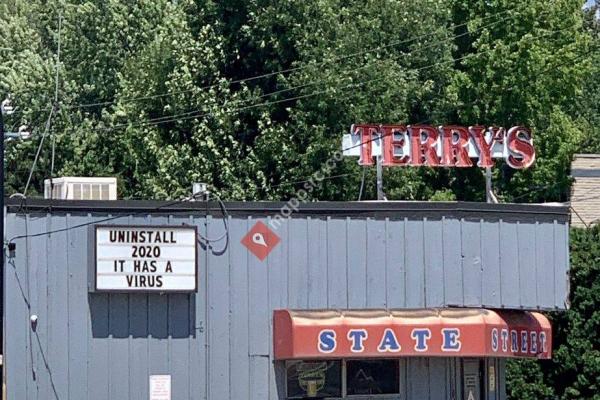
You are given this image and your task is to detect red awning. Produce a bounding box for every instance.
[273,308,551,360]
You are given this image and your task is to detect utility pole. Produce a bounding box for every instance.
[0,100,5,364]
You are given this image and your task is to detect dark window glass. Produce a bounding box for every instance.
[346,360,399,395]
[286,360,342,399]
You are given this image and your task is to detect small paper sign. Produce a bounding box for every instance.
[149,375,171,400]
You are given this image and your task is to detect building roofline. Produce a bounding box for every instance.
[5,198,569,221]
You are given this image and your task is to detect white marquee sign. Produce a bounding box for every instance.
[95,225,197,292]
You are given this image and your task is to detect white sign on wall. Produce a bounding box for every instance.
[149,375,171,400]
[95,225,197,292]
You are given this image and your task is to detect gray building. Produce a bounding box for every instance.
[3,199,569,400]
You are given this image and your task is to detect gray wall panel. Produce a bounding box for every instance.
[385,218,406,309]
[25,215,38,400]
[4,205,570,400]
[424,218,443,307]
[481,220,501,306]
[207,215,230,400]
[443,217,463,306]
[36,216,52,400]
[229,217,250,400]
[288,218,309,309]
[5,214,27,400]
[168,216,192,400]
[405,219,425,307]
[463,219,482,307]
[500,220,520,308]
[192,214,208,400]
[327,218,347,308]
[555,222,569,308]
[536,222,555,308]
[249,356,270,400]
[88,292,109,400]
[518,223,537,307]
[307,218,328,308]
[248,219,270,357]
[67,214,90,400]
[47,216,70,400]
[407,358,429,399]
[366,219,387,308]
[347,219,367,308]
[429,358,448,400]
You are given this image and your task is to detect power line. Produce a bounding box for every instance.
[94,26,571,134]
[7,196,194,243]
[5,127,391,242]
[97,11,516,132]
[60,7,518,111]
[21,11,63,199]
[22,106,54,197]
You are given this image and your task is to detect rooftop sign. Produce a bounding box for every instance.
[94,225,197,292]
[342,125,535,169]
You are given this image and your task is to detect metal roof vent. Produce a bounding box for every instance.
[43,177,117,200]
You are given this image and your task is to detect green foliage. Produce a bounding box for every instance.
[575,1,600,152]
[506,359,554,400]
[507,225,600,400]
[1,0,593,201]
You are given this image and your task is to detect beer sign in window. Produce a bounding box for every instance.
[94,225,197,292]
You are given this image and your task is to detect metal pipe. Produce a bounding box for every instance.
[0,107,4,361]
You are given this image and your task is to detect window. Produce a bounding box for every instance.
[346,360,399,396]
[286,360,341,399]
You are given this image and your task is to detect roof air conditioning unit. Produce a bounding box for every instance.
[43,177,118,200]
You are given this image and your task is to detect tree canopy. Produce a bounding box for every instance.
[0,0,594,202]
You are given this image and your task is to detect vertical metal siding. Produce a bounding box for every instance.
[4,211,569,400]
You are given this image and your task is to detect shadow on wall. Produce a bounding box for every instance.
[89,293,197,339]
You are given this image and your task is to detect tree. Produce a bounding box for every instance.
[0,0,593,202]
[507,225,600,400]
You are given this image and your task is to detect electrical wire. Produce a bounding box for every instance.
[93,26,572,134]
[268,173,353,189]
[3,27,587,242]
[5,129,389,243]
[21,11,63,199]
[196,190,229,244]
[7,195,195,243]
[22,105,54,197]
[98,11,515,132]
[96,9,525,133]
[59,8,517,111]
[357,168,366,201]
[49,10,62,202]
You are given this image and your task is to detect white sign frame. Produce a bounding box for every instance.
[94,225,198,293]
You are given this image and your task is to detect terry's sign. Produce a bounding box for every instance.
[342,124,535,169]
[94,225,197,292]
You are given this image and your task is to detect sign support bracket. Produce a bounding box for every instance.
[376,131,386,201]
[485,167,498,204]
